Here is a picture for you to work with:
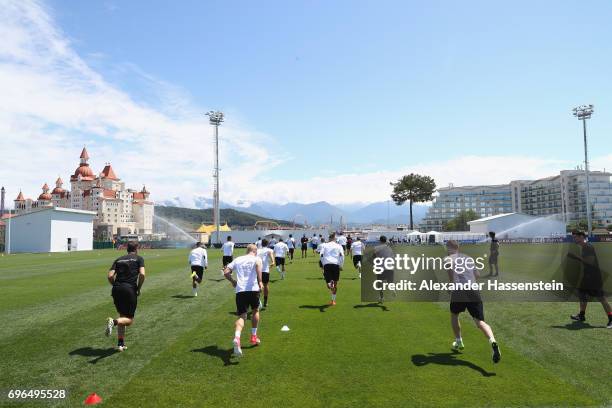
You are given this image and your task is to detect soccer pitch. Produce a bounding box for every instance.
[0,246,610,407]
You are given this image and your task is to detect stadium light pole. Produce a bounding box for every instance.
[572,104,594,236]
[206,110,224,246]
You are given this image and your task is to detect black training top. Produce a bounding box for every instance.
[580,243,602,289]
[110,254,145,288]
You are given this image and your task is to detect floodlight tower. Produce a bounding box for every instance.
[206,110,224,245]
[572,104,594,236]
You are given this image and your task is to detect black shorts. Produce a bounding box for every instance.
[342,245,347,252]
[578,288,605,301]
[377,269,394,282]
[236,291,260,315]
[323,264,340,283]
[301,244,308,250]
[275,257,285,266]
[450,301,484,321]
[191,265,204,280]
[353,255,362,268]
[289,248,295,255]
[262,272,270,284]
[222,256,233,267]
[488,254,498,264]
[112,284,137,318]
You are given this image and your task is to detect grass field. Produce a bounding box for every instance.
[0,245,610,407]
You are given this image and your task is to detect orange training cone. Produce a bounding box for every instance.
[84,393,103,405]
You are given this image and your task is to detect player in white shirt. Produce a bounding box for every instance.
[257,239,275,308]
[445,240,501,363]
[223,244,263,357]
[319,233,344,305]
[350,237,365,279]
[188,242,208,296]
[273,238,290,279]
[221,236,235,276]
[311,234,319,255]
[286,234,296,263]
[337,233,348,253]
[255,237,263,249]
[316,237,326,270]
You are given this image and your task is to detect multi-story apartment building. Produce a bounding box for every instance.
[422,169,612,231]
[420,184,513,231]
[13,148,154,239]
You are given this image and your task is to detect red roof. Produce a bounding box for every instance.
[132,192,145,200]
[15,191,25,201]
[103,189,117,198]
[80,147,89,160]
[56,177,63,185]
[100,164,118,180]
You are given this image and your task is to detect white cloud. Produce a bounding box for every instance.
[1,1,610,210]
[0,0,279,207]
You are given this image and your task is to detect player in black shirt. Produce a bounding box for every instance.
[105,241,146,350]
[300,235,309,258]
[567,231,612,328]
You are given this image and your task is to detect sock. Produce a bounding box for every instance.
[234,330,241,339]
[113,319,118,326]
[489,337,497,344]
[251,328,257,336]
[455,337,462,343]
[118,336,124,346]
[331,293,336,301]
[608,312,612,320]
[579,311,585,317]
[264,296,268,306]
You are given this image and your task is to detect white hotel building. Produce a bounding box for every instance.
[14,148,154,239]
[421,169,612,231]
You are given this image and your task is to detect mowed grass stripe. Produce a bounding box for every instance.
[105,254,596,407]
[0,249,231,407]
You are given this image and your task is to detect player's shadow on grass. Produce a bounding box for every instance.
[354,303,389,312]
[411,352,495,377]
[209,278,226,282]
[551,322,605,330]
[299,304,331,313]
[69,347,118,364]
[171,294,194,299]
[192,346,238,366]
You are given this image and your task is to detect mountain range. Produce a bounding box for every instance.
[157,196,430,226]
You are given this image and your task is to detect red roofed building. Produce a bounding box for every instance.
[14,148,154,239]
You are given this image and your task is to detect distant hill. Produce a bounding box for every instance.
[154,206,294,232]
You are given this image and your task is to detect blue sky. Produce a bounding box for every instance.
[1,0,612,206]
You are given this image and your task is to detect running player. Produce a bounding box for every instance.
[488,231,500,277]
[189,242,207,297]
[317,237,326,270]
[257,239,275,309]
[273,238,289,279]
[346,234,353,256]
[221,236,235,277]
[568,231,612,328]
[445,240,501,363]
[224,244,263,357]
[351,236,365,278]
[337,232,348,253]
[255,237,263,249]
[311,233,319,255]
[300,234,309,258]
[319,233,344,305]
[374,236,395,302]
[105,241,145,351]
[287,234,296,263]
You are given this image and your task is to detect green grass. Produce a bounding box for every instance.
[0,245,610,407]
